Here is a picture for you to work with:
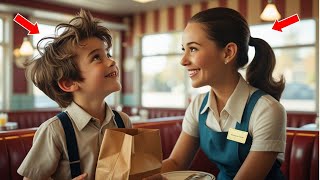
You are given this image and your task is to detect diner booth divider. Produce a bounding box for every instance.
[1,107,317,129]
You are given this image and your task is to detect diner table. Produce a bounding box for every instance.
[0,122,18,131]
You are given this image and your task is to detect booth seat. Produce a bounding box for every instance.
[286,112,317,128]
[0,119,319,180]
[5,109,61,129]
[2,108,317,129]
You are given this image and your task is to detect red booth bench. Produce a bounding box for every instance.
[1,118,318,180]
[2,108,317,129]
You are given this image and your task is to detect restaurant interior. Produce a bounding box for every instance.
[0,0,319,179]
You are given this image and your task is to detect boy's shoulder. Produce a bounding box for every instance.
[36,114,63,135]
[114,111,132,128]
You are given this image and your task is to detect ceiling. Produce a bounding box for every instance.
[41,0,207,16]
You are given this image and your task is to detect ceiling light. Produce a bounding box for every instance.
[260,0,281,21]
[132,0,156,3]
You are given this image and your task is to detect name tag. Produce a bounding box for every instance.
[227,128,248,144]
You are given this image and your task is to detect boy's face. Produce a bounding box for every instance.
[74,37,121,101]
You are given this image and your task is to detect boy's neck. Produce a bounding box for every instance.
[74,100,106,123]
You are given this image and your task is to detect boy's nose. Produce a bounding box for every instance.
[105,58,115,67]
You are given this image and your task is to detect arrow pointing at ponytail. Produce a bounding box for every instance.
[13,13,39,35]
[272,14,300,32]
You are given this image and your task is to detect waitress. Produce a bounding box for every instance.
[160,7,286,180]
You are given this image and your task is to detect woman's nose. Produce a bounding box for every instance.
[180,54,190,66]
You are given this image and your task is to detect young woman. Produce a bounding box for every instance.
[161,7,286,180]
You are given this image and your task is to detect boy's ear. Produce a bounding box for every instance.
[223,42,238,64]
[58,79,79,92]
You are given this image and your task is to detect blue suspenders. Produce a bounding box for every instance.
[57,110,125,178]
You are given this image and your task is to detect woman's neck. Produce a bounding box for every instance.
[211,73,240,113]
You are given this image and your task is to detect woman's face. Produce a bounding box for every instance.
[181,22,227,88]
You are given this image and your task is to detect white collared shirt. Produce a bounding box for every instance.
[182,76,286,157]
[18,102,131,180]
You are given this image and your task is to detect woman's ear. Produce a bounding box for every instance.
[223,42,238,64]
[58,79,79,92]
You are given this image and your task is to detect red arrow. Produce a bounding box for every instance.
[272,14,300,32]
[13,13,39,35]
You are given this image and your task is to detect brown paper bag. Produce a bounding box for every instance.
[95,128,163,180]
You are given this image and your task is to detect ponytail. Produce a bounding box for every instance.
[246,37,285,101]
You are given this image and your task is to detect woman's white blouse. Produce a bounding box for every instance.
[182,76,286,160]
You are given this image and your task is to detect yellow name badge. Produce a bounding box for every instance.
[227,128,248,144]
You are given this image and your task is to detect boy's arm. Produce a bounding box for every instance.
[18,121,61,179]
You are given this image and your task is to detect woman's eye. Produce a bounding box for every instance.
[190,47,197,52]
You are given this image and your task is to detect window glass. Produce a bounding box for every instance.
[0,17,4,109]
[142,32,182,56]
[31,23,59,108]
[274,47,316,111]
[249,19,317,112]
[250,19,315,47]
[142,55,185,107]
[0,19,3,42]
[0,46,3,109]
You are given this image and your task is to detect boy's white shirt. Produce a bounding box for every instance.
[17,102,131,180]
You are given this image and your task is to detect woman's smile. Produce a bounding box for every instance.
[188,69,200,77]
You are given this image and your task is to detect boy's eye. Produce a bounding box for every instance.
[93,54,101,61]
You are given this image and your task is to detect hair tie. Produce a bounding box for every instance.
[249,36,254,46]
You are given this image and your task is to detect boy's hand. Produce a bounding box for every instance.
[143,174,168,180]
[72,173,88,180]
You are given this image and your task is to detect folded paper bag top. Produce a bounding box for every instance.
[95,128,163,180]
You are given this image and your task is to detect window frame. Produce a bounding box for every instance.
[0,13,13,110]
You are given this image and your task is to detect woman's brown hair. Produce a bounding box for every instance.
[189,7,285,101]
[26,9,112,107]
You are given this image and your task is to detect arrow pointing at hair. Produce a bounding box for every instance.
[272,14,300,32]
[13,13,39,35]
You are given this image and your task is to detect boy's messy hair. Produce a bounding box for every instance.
[26,9,112,108]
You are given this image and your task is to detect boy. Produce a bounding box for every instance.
[17,9,131,180]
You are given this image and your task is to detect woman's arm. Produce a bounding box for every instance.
[161,131,200,173]
[234,151,278,180]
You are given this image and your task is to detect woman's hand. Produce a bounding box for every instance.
[72,173,88,180]
[143,174,168,180]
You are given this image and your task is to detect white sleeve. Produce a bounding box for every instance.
[250,97,286,152]
[182,95,204,137]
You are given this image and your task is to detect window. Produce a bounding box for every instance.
[31,22,59,108]
[0,17,4,109]
[249,19,317,112]
[0,14,11,110]
[141,19,318,112]
[141,33,187,108]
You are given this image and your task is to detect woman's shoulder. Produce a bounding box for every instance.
[249,88,286,118]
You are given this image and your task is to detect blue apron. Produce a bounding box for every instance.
[199,90,284,180]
